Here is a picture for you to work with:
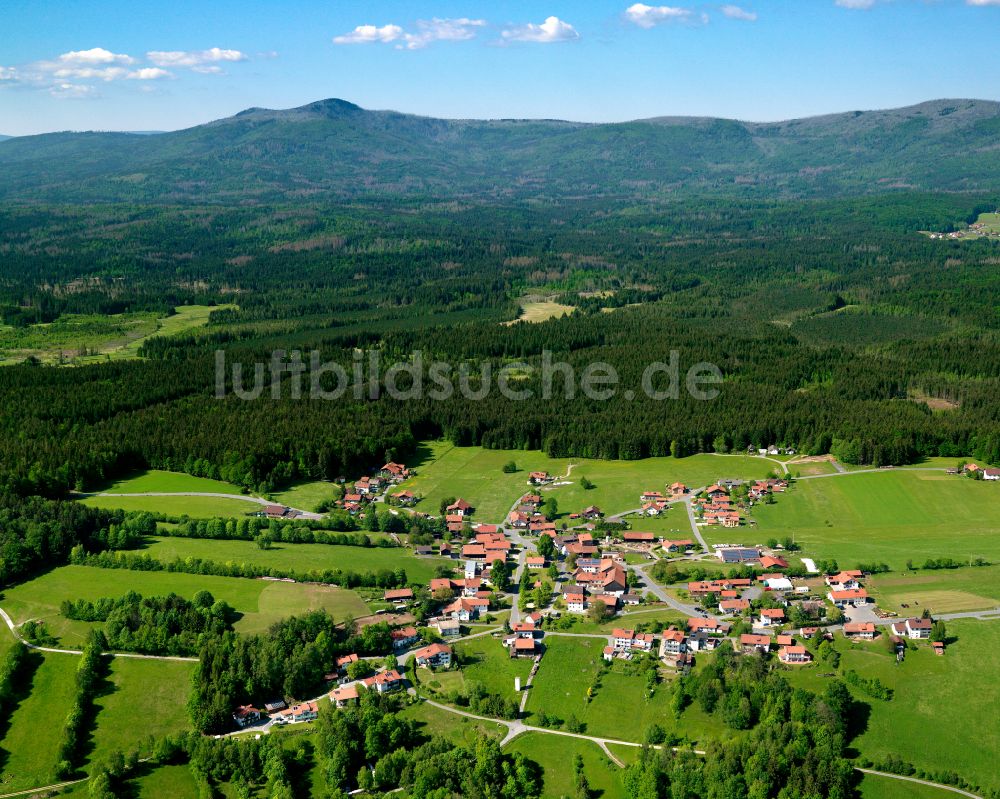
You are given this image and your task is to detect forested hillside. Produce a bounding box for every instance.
[2,98,1000,201]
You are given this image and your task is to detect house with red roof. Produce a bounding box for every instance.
[362,669,403,694]
[778,645,812,664]
[740,634,771,654]
[447,498,474,516]
[412,643,453,668]
[330,684,359,707]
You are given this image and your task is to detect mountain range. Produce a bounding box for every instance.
[1,97,999,202]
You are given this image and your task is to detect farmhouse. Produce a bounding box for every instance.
[526,556,546,569]
[412,643,453,668]
[669,482,689,496]
[384,588,414,603]
[447,498,474,516]
[509,636,538,658]
[563,585,587,613]
[392,489,417,506]
[663,539,694,553]
[443,597,489,621]
[611,628,655,652]
[623,531,656,543]
[759,555,789,571]
[983,467,1000,481]
[582,505,604,520]
[720,598,750,614]
[529,471,553,485]
[381,462,410,481]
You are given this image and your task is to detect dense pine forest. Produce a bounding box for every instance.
[2,191,1000,502]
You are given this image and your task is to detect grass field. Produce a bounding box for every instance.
[90,469,247,495]
[781,619,1000,793]
[868,565,1000,614]
[270,480,340,512]
[90,658,194,762]
[505,733,626,799]
[81,493,263,518]
[142,535,450,585]
[456,635,534,697]
[735,470,1000,569]
[857,773,960,799]
[786,459,841,477]
[525,637,734,745]
[0,565,370,644]
[397,441,773,522]
[400,700,507,747]
[0,652,77,792]
[504,299,576,326]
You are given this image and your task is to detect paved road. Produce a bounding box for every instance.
[0,607,199,662]
[856,768,984,799]
[80,491,323,519]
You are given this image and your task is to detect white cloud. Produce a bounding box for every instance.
[0,66,18,81]
[146,48,247,69]
[333,18,486,49]
[624,3,694,27]
[721,5,758,21]
[56,47,134,66]
[49,82,96,99]
[967,0,1000,5]
[835,0,877,8]
[333,24,407,45]
[128,67,172,80]
[52,66,129,81]
[500,16,579,43]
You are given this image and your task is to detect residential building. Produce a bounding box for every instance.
[412,643,453,668]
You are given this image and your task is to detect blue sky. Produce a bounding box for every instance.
[1,0,999,135]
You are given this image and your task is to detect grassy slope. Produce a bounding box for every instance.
[524,637,725,744]
[733,471,1000,569]
[91,469,247,494]
[1,565,370,645]
[81,494,262,518]
[456,635,534,697]
[90,658,194,762]
[506,732,626,799]
[858,773,961,799]
[0,652,78,792]
[270,480,340,513]
[398,441,772,523]
[142,535,450,585]
[844,619,1000,793]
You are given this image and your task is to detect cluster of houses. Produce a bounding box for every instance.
[338,461,412,513]
[963,463,1000,481]
[501,612,544,658]
[638,483,689,515]
[696,485,743,528]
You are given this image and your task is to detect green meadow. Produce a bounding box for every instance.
[91,469,247,495]
[398,441,772,522]
[0,565,370,645]
[857,773,961,799]
[868,565,1000,614]
[81,493,263,518]
[0,652,78,792]
[731,470,1000,569]
[90,658,195,762]
[524,636,725,744]
[142,535,450,585]
[455,635,534,697]
[270,480,341,512]
[505,733,626,799]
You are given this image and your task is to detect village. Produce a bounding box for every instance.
[228,457,957,734]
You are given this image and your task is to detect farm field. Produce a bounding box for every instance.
[0,652,78,792]
[0,565,370,644]
[397,441,773,522]
[786,458,841,476]
[142,535,450,585]
[89,658,195,763]
[868,565,1000,614]
[733,470,1000,569]
[505,733,626,799]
